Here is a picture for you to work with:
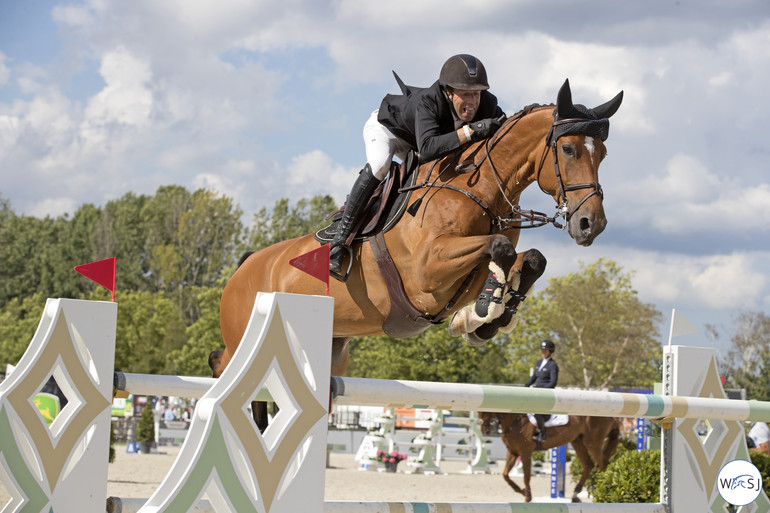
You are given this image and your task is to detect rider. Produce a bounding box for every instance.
[329,54,507,274]
[525,339,559,442]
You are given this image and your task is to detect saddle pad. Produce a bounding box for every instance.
[527,413,569,428]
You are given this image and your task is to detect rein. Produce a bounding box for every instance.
[400,109,604,232]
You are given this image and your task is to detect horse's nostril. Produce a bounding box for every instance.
[580,216,591,232]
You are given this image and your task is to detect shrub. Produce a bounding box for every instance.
[592,449,660,503]
[749,450,770,497]
[569,436,635,491]
[137,399,155,443]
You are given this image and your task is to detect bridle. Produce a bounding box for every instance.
[541,117,604,221]
[401,107,605,233]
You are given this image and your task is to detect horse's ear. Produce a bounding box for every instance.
[556,79,573,119]
[592,90,624,119]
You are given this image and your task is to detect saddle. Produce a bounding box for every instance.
[314,150,419,245]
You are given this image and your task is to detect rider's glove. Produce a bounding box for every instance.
[470,115,504,141]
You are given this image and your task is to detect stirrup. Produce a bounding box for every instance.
[329,246,354,283]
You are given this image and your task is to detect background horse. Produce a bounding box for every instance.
[212,80,623,429]
[478,411,621,502]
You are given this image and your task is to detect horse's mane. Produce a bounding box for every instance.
[509,102,554,121]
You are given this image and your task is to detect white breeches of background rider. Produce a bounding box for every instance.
[364,110,412,180]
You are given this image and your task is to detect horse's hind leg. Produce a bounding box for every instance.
[467,248,547,343]
[570,437,595,503]
[501,451,528,499]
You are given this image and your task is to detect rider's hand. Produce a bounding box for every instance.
[470,116,503,141]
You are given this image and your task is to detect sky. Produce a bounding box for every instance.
[1,0,769,361]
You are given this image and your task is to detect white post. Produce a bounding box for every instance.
[0,299,117,513]
[662,345,770,511]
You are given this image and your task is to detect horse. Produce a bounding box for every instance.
[211,79,623,430]
[478,411,621,502]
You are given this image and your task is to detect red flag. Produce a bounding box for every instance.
[289,245,330,296]
[74,257,116,302]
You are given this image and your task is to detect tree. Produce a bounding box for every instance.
[113,290,188,375]
[168,286,224,376]
[346,325,512,383]
[0,293,47,368]
[244,196,337,252]
[709,311,770,400]
[504,258,661,389]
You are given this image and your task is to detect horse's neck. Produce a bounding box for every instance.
[459,108,554,212]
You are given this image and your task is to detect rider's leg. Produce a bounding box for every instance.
[329,111,403,274]
[329,164,382,274]
[533,414,547,442]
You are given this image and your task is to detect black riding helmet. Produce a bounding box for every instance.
[540,339,556,352]
[439,54,489,91]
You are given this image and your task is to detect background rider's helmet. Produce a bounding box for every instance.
[439,54,489,91]
[540,339,556,352]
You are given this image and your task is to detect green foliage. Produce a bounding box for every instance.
[168,286,224,376]
[712,312,770,401]
[749,450,770,497]
[346,324,512,383]
[570,435,636,490]
[591,449,660,503]
[0,293,47,368]
[113,290,188,374]
[245,196,337,251]
[137,400,155,442]
[503,258,662,389]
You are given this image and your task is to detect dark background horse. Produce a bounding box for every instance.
[479,411,621,502]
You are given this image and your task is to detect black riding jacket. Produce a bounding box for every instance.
[377,80,505,162]
[525,358,559,389]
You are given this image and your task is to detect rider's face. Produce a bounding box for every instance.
[448,89,481,122]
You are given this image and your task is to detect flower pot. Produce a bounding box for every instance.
[384,460,399,473]
[139,441,153,454]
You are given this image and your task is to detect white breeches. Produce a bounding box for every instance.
[363,110,412,180]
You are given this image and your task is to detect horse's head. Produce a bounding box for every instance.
[540,79,623,246]
[477,411,503,436]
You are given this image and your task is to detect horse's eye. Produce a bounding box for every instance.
[561,144,575,157]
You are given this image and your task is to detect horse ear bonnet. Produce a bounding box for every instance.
[551,79,623,143]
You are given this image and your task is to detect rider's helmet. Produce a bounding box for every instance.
[439,54,489,91]
[540,339,556,352]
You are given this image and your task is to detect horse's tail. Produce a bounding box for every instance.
[237,251,254,268]
[601,419,622,469]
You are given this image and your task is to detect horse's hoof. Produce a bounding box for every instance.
[473,323,499,341]
[462,331,489,347]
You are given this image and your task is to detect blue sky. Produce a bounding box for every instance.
[1,1,769,361]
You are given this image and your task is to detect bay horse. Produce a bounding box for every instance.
[212,80,623,429]
[478,411,621,502]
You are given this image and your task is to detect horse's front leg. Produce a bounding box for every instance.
[471,248,547,342]
[501,451,527,498]
[447,235,517,339]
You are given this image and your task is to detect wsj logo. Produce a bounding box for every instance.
[717,460,763,506]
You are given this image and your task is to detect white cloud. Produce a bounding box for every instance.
[0,53,9,86]
[82,46,153,135]
[286,150,356,204]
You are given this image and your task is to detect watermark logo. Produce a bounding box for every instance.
[717,459,763,506]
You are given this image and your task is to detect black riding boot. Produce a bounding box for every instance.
[329,164,381,275]
[533,414,547,442]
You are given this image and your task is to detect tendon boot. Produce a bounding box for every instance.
[474,269,506,320]
[329,164,381,276]
[532,414,547,442]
